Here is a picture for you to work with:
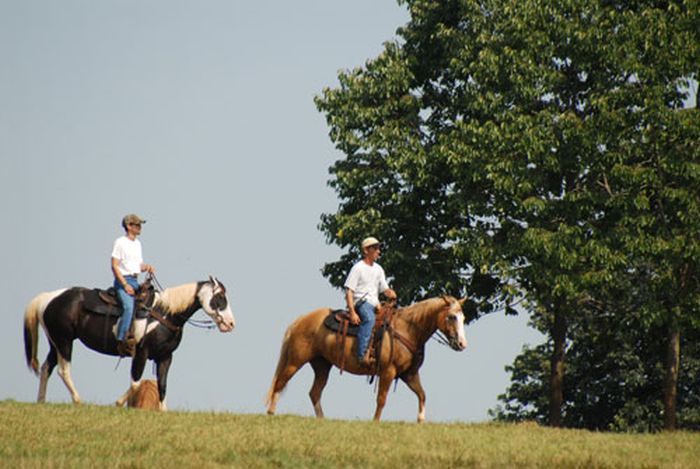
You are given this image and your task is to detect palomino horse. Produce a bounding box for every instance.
[24,276,235,410]
[266,296,467,422]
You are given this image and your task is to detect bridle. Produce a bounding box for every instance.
[205,280,229,328]
[431,298,465,349]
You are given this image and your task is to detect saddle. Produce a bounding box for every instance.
[83,282,153,320]
[324,302,396,374]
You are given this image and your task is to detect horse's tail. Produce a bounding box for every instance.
[24,293,46,375]
[265,321,296,407]
[23,289,65,375]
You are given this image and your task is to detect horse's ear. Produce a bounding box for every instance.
[209,275,216,286]
[459,297,467,306]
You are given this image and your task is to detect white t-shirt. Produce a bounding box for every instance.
[111,236,143,276]
[344,260,390,307]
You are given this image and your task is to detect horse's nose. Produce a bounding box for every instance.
[218,318,235,332]
[457,338,467,351]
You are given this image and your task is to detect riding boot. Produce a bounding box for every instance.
[358,350,376,368]
[116,341,128,356]
[117,339,135,357]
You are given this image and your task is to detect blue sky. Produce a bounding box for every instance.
[0,1,543,422]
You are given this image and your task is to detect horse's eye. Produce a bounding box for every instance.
[211,295,227,310]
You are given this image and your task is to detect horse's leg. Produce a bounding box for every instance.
[155,355,173,411]
[266,314,324,415]
[401,372,427,423]
[115,351,148,407]
[37,346,58,403]
[373,370,397,421]
[308,357,332,418]
[55,348,80,404]
[266,358,305,415]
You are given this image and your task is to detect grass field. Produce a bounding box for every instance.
[1,400,698,468]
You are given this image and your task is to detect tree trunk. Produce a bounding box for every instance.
[549,307,567,427]
[663,319,680,430]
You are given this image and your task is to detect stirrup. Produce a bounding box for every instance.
[358,355,375,368]
[117,340,135,357]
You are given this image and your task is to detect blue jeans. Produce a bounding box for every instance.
[356,301,376,360]
[115,276,139,341]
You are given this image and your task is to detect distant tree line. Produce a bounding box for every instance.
[315,0,700,431]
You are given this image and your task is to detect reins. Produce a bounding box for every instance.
[430,330,451,347]
[187,318,218,330]
[148,272,165,293]
[141,273,180,333]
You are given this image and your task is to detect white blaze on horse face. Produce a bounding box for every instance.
[198,282,235,332]
[454,310,467,350]
[444,302,467,351]
[218,303,235,332]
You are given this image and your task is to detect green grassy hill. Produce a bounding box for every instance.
[1,400,697,468]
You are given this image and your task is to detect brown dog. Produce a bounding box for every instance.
[127,380,160,410]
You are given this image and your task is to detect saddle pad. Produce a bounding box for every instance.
[323,310,360,336]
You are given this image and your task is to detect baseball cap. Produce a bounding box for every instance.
[122,214,146,226]
[361,237,380,249]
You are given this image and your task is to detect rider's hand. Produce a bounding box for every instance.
[349,311,361,325]
[125,284,136,296]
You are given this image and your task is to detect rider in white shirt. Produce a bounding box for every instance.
[344,237,397,367]
[111,214,155,356]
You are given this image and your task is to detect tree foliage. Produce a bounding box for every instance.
[493,302,700,431]
[316,0,700,430]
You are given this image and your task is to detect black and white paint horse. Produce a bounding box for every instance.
[24,276,235,410]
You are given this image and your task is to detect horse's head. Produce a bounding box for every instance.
[436,296,468,351]
[198,276,236,332]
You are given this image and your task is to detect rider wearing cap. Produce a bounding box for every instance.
[344,236,397,367]
[111,214,156,356]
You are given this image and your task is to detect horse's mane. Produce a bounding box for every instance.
[397,296,457,319]
[155,283,198,315]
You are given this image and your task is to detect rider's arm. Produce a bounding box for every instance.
[112,257,135,295]
[111,257,128,287]
[346,288,360,325]
[346,288,356,313]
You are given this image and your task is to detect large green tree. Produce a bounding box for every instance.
[316,0,699,428]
